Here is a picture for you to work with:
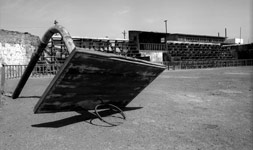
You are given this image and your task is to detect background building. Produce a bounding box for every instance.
[224,38,244,44]
[128,31,233,63]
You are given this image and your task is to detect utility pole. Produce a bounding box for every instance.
[225,28,227,38]
[164,20,168,50]
[122,30,126,39]
[240,27,242,44]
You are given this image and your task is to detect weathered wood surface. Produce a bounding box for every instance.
[34,48,166,113]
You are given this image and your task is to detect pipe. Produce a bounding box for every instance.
[12,25,75,99]
[225,28,227,38]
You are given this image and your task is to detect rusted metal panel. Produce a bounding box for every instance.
[34,48,166,113]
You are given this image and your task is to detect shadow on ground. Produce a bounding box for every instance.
[31,107,142,128]
[19,96,41,99]
[2,92,41,99]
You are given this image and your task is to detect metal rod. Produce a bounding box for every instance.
[12,25,75,99]
[240,27,242,44]
[164,20,168,50]
[225,28,227,38]
[1,65,5,95]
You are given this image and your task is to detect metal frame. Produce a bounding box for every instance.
[12,25,75,99]
[11,25,127,126]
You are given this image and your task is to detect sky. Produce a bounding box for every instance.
[0,0,252,43]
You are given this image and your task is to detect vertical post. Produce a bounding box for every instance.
[164,20,168,51]
[240,27,242,44]
[122,30,126,39]
[225,28,227,38]
[164,20,168,67]
[21,65,23,78]
[1,65,5,95]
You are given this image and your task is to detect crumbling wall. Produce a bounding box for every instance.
[0,29,40,66]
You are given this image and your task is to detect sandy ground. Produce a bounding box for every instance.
[0,66,253,150]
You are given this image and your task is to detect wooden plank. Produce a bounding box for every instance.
[34,48,166,113]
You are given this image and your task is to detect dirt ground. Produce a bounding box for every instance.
[0,66,252,150]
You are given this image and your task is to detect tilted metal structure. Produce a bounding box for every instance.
[12,25,166,126]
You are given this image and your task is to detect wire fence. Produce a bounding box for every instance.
[1,59,253,80]
[1,63,62,80]
[0,59,252,95]
[164,59,253,70]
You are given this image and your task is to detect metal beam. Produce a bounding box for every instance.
[12,25,75,99]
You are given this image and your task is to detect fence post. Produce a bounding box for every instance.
[1,65,5,95]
